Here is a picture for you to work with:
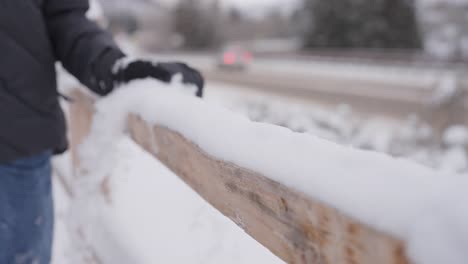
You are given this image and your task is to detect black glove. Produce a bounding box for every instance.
[91,53,205,97]
[113,59,204,97]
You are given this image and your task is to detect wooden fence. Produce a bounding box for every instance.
[68,88,410,264]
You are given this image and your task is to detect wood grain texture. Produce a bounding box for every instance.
[69,89,411,264]
[127,115,409,264]
[69,89,96,174]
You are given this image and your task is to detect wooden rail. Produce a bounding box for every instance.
[69,89,410,264]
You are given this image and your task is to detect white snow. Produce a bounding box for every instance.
[419,0,468,6]
[440,126,468,173]
[51,173,74,264]
[443,125,468,146]
[431,72,459,105]
[63,137,282,264]
[439,147,468,173]
[86,0,104,21]
[80,78,468,264]
[207,83,468,174]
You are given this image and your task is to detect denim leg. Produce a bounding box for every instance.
[0,151,54,264]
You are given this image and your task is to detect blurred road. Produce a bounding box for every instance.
[149,53,468,130]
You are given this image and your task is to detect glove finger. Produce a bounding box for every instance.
[185,69,204,94]
[161,62,204,97]
[192,70,204,97]
[181,64,204,88]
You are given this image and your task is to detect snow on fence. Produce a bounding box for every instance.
[68,80,468,264]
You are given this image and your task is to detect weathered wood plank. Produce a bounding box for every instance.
[69,89,411,264]
[127,116,409,264]
[69,89,96,174]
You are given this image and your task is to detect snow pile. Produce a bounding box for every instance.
[431,72,459,106]
[443,125,468,147]
[71,138,282,263]
[82,79,468,264]
[215,87,468,174]
[439,126,468,172]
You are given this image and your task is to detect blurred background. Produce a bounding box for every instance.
[84,0,468,175]
[52,1,468,263]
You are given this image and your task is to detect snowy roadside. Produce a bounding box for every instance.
[206,82,468,175]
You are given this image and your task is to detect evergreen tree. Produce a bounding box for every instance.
[173,0,221,49]
[303,0,422,49]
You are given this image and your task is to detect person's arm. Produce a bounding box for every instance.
[43,0,204,97]
[43,0,125,95]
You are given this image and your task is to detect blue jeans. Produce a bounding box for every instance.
[0,151,53,264]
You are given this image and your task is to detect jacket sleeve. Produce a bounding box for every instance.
[42,0,125,95]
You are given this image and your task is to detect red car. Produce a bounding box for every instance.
[217,46,253,71]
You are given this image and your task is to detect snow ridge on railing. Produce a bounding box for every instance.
[70,80,468,264]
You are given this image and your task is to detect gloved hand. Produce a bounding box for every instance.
[112,59,204,97]
[92,54,205,97]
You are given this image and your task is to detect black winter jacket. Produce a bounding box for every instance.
[0,0,124,163]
